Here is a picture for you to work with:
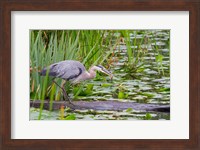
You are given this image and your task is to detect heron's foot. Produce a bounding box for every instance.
[62,95,75,106]
[68,99,76,107]
[60,90,75,107]
[62,96,76,110]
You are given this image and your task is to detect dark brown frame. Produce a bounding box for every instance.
[0,0,200,150]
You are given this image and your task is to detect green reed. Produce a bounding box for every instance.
[30,30,118,102]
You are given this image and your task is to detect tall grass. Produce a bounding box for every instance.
[30,30,119,103]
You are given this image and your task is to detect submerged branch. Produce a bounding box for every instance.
[30,100,170,113]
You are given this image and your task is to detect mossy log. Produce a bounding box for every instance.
[30,100,170,113]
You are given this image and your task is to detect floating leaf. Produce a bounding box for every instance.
[126,108,133,112]
[158,88,170,92]
[86,84,94,91]
[65,114,76,120]
[101,83,112,87]
[140,92,154,98]
[145,113,152,120]
[118,91,125,99]
[136,67,145,73]
[156,54,163,62]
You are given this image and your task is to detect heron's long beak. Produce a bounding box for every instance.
[100,68,113,79]
[96,65,113,79]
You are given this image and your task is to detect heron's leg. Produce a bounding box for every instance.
[52,79,75,106]
[61,81,75,106]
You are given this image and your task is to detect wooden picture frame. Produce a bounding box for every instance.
[0,0,199,149]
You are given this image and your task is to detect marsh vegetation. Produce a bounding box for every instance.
[30,30,170,120]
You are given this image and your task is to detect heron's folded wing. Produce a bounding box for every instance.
[49,61,85,81]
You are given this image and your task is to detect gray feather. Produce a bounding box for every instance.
[40,60,86,81]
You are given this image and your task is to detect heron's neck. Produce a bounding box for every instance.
[73,70,95,84]
[77,66,97,81]
[87,67,96,79]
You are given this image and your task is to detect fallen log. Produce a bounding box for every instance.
[30,100,170,113]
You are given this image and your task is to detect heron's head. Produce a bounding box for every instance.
[95,65,113,78]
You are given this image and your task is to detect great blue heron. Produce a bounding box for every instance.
[40,60,113,106]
